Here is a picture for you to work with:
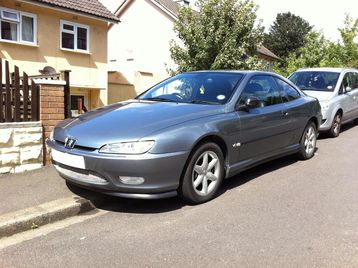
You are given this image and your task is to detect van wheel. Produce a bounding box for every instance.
[178,142,224,204]
[298,121,317,160]
[328,112,342,137]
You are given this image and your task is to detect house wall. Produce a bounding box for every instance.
[0,1,109,106]
[108,83,136,103]
[108,0,176,96]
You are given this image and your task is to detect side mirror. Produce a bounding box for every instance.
[345,86,352,92]
[237,96,261,111]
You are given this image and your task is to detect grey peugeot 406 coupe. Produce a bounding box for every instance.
[47,71,322,204]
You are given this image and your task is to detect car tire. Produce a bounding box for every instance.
[178,142,224,204]
[298,121,317,160]
[328,112,342,138]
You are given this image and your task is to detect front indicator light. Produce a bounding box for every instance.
[119,176,145,185]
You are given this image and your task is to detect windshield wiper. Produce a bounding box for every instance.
[300,87,319,91]
[189,100,219,105]
[141,97,177,102]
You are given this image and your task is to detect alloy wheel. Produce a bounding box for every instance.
[332,114,342,135]
[192,151,221,196]
[304,125,316,156]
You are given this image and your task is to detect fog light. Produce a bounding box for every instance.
[119,176,145,185]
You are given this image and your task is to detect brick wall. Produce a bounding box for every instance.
[38,83,66,165]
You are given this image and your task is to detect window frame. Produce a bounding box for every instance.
[0,7,37,45]
[60,20,90,53]
[239,74,285,108]
[348,72,358,90]
[340,72,352,93]
[274,77,301,103]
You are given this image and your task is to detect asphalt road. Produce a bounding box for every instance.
[1,123,358,267]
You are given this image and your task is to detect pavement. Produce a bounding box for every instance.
[0,166,97,238]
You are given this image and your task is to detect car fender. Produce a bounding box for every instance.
[143,113,235,155]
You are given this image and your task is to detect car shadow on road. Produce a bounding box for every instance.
[67,153,304,214]
[66,182,185,214]
[219,155,298,196]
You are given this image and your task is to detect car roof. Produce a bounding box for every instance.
[295,67,358,73]
[184,70,279,75]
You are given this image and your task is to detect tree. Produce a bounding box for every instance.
[283,31,328,75]
[264,12,312,61]
[169,0,264,73]
[327,15,358,68]
[279,15,358,76]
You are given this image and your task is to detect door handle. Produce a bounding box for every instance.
[282,110,289,116]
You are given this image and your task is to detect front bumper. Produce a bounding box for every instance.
[47,139,190,199]
[318,109,334,131]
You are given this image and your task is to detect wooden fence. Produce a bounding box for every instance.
[0,58,40,123]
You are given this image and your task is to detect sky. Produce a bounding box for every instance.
[254,0,358,41]
[100,0,358,41]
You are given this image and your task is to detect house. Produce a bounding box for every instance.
[257,45,281,71]
[0,0,119,116]
[106,0,280,102]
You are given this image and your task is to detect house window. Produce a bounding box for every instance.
[60,20,89,52]
[0,7,37,45]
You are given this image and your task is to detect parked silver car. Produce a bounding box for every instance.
[289,68,358,137]
[47,71,321,204]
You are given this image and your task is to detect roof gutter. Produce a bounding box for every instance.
[19,0,120,24]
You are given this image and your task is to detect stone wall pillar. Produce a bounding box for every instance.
[36,80,67,165]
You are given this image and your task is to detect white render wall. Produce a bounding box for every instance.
[108,0,178,93]
[0,122,43,174]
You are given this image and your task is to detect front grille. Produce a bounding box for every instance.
[54,165,108,185]
[54,139,97,152]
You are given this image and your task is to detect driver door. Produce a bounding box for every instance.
[237,75,292,162]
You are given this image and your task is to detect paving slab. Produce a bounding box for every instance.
[0,166,74,215]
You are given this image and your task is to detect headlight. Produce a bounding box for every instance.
[99,141,155,155]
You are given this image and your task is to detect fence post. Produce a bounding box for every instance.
[23,72,29,121]
[5,61,12,122]
[0,58,3,123]
[14,66,21,122]
[31,81,40,121]
[60,70,71,118]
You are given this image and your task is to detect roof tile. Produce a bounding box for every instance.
[29,0,119,22]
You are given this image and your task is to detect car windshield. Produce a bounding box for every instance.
[137,72,243,104]
[289,71,340,92]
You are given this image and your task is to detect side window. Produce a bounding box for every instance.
[349,72,358,90]
[240,75,283,107]
[340,73,351,93]
[275,78,301,102]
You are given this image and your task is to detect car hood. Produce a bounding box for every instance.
[303,90,334,102]
[54,100,224,149]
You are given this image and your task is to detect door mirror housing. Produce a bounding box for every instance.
[237,96,261,111]
[345,86,352,92]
